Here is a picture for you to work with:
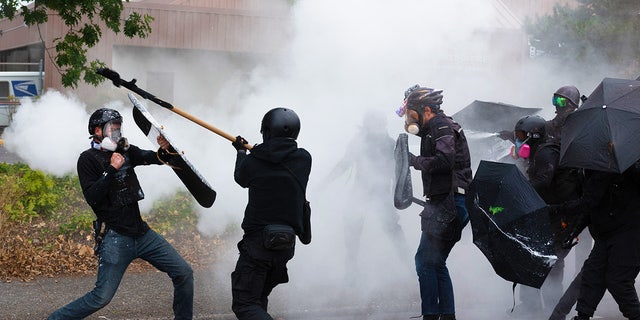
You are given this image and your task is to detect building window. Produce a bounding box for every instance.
[0,81,10,99]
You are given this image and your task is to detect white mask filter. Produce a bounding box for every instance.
[101,137,118,151]
[405,123,420,135]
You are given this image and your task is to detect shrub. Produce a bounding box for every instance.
[145,191,199,236]
[0,163,58,223]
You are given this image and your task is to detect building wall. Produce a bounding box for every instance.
[0,0,577,96]
[0,0,291,96]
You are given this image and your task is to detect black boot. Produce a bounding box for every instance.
[440,314,456,320]
[423,315,439,320]
[572,314,590,320]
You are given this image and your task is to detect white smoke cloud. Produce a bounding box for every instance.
[0,0,615,316]
[220,0,606,316]
[3,91,89,176]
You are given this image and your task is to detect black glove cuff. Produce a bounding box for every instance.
[157,147,180,165]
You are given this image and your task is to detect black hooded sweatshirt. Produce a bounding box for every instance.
[234,137,312,236]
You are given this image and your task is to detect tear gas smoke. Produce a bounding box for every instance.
[0,0,620,317]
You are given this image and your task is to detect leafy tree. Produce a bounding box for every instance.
[0,0,153,88]
[525,0,640,78]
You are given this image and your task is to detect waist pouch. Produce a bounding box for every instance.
[263,224,296,250]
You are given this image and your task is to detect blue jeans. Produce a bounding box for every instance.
[415,193,469,316]
[48,228,194,320]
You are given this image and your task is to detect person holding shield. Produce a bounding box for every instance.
[47,108,194,320]
[397,85,472,320]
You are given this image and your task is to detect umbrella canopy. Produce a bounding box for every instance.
[452,100,542,134]
[467,160,557,288]
[453,100,541,171]
[560,77,640,173]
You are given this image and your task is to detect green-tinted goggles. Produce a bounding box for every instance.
[552,95,569,108]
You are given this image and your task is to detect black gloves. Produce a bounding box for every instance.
[560,233,580,250]
[232,136,249,152]
[157,146,180,166]
[408,152,417,167]
[560,212,589,249]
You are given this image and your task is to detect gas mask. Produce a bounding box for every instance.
[400,102,422,135]
[100,121,129,152]
[510,137,531,159]
[404,121,420,135]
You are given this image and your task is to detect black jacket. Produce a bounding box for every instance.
[234,137,312,236]
[527,141,582,205]
[77,145,162,237]
[557,161,640,240]
[412,112,472,199]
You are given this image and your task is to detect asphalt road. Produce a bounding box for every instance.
[0,265,631,320]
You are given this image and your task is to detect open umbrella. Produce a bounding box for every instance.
[467,160,557,288]
[452,100,542,170]
[452,100,542,134]
[560,77,640,173]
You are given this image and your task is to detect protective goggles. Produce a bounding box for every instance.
[102,120,122,141]
[552,95,569,108]
[396,99,408,117]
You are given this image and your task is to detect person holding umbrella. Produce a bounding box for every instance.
[549,160,640,320]
[509,115,583,318]
[397,85,473,320]
[550,77,640,320]
[546,85,582,143]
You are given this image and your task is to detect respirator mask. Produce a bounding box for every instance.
[510,137,531,159]
[100,121,129,152]
[404,121,420,135]
[399,101,421,135]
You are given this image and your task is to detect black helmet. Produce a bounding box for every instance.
[514,115,546,140]
[553,85,580,108]
[404,84,420,99]
[405,87,444,111]
[260,107,300,140]
[88,108,122,135]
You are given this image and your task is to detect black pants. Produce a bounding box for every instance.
[231,236,293,320]
[577,228,640,319]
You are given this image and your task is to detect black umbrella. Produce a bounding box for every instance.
[467,160,557,289]
[560,77,640,173]
[453,100,542,170]
[452,100,542,134]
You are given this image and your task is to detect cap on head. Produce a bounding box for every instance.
[88,108,122,135]
[405,87,444,112]
[260,107,301,141]
[553,85,580,109]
